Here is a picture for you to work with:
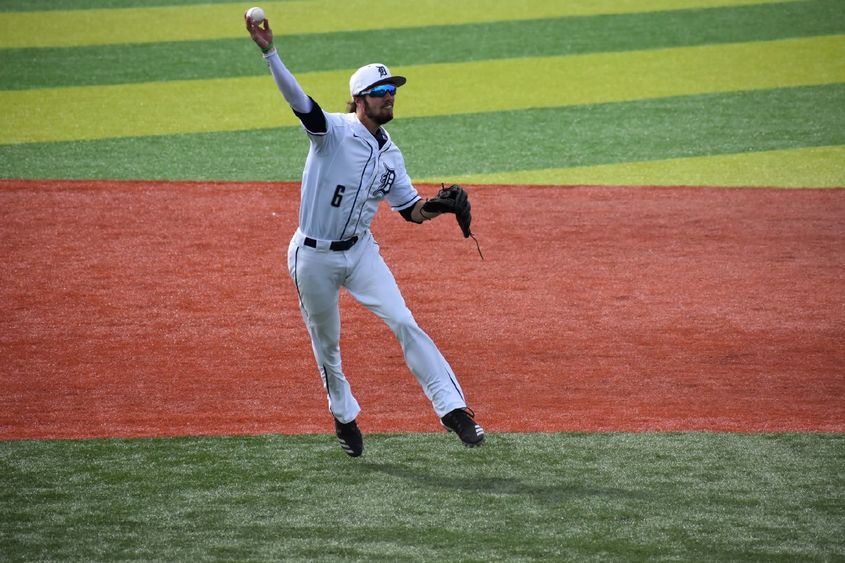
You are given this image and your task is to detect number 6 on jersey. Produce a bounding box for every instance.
[331,185,345,207]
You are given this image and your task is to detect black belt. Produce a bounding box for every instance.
[304,235,359,251]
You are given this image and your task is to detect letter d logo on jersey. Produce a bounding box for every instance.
[373,166,396,198]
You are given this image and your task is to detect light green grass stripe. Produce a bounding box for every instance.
[0,0,242,11]
[424,146,845,188]
[0,0,795,49]
[1,35,843,145]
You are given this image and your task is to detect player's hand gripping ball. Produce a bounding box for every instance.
[246,6,265,24]
[422,184,473,238]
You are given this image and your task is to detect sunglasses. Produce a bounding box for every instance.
[362,84,397,97]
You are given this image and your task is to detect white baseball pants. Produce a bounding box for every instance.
[287,229,467,424]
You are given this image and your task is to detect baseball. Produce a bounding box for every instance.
[246,6,265,24]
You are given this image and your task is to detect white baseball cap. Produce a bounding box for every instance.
[349,63,406,96]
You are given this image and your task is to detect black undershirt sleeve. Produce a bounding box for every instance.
[292,97,327,134]
[399,205,421,223]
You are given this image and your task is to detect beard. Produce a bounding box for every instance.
[362,97,394,126]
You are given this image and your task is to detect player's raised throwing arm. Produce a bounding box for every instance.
[245,11,326,131]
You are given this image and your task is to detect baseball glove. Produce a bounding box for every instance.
[422,184,472,238]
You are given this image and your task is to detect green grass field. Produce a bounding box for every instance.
[1,0,844,560]
[2,433,843,560]
[1,0,843,185]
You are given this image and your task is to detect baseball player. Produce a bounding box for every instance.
[246,14,484,456]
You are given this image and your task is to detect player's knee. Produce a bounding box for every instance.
[315,343,342,365]
[388,311,420,339]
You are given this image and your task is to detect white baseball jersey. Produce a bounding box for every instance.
[297,110,420,241]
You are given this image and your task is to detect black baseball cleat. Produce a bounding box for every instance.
[440,408,485,447]
[334,417,363,457]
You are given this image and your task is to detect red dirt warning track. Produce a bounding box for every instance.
[1,179,843,439]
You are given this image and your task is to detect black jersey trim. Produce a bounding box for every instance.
[352,194,368,235]
[339,135,374,239]
[395,195,420,210]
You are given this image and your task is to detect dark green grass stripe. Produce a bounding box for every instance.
[0,0,247,11]
[1,433,843,560]
[2,0,843,90]
[1,84,842,181]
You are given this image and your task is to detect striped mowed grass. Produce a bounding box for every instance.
[1,0,844,561]
[0,0,843,185]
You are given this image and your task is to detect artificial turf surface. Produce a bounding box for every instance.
[1,0,843,186]
[4,0,842,89]
[2,433,843,561]
[1,84,842,182]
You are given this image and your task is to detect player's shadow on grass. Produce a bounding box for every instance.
[358,460,645,505]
